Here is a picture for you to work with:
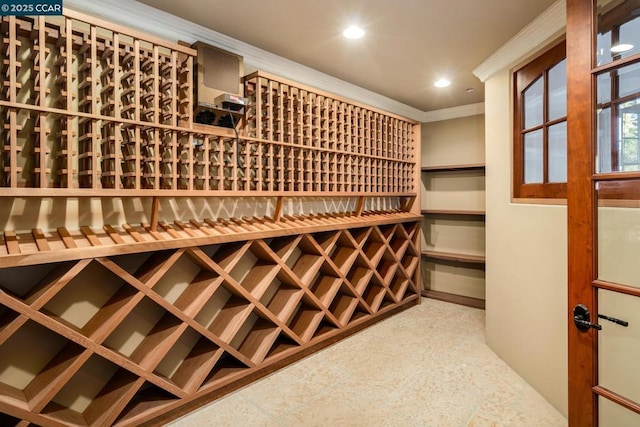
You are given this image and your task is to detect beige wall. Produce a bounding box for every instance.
[484,69,568,416]
[420,115,485,214]
[421,115,485,167]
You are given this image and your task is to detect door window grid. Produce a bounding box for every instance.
[513,41,567,199]
[596,64,640,174]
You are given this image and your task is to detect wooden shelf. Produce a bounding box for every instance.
[0,211,420,268]
[421,290,485,310]
[421,158,485,305]
[421,163,485,172]
[421,209,485,216]
[421,250,486,264]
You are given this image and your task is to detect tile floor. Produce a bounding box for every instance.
[170,298,567,426]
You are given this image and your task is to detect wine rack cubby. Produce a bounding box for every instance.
[0,8,421,425]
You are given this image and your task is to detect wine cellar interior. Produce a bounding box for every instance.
[0,9,421,426]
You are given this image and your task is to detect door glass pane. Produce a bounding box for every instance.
[621,101,640,171]
[548,122,567,182]
[524,77,543,129]
[619,62,640,99]
[596,30,612,67]
[597,107,613,173]
[619,13,640,58]
[597,71,611,105]
[596,0,640,66]
[598,289,640,405]
[596,61,640,174]
[599,396,640,426]
[524,130,543,183]
[548,59,567,121]
[597,182,640,289]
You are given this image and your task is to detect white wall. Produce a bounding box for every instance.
[484,69,568,416]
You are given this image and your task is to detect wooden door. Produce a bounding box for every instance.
[568,0,640,425]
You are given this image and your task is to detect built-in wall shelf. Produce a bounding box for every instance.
[421,209,485,217]
[420,117,486,310]
[420,290,485,310]
[421,250,486,265]
[421,164,485,172]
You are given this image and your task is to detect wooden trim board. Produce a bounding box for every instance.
[421,290,485,310]
[421,164,485,172]
[421,250,486,265]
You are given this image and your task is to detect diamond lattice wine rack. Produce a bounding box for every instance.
[0,218,421,426]
[0,9,421,426]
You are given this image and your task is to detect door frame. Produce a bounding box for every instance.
[568,0,640,423]
[567,0,596,425]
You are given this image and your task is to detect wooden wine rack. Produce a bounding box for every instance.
[243,72,416,194]
[0,9,421,426]
[0,219,420,426]
[0,13,417,197]
[0,12,196,193]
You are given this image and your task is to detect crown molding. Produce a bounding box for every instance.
[422,102,485,123]
[64,0,425,122]
[473,0,566,83]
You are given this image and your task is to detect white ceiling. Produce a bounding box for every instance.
[137,0,557,112]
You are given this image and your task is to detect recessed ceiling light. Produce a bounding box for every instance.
[434,79,451,88]
[343,25,365,39]
[611,43,634,53]
[465,88,475,93]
